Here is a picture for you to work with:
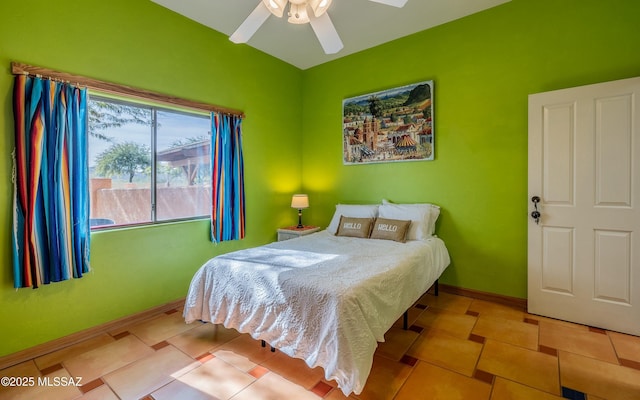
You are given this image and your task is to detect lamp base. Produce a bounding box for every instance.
[296,209,303,228]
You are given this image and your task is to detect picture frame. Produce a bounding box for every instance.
[342,80,434,165]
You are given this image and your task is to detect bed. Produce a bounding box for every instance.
[183,203,450,395]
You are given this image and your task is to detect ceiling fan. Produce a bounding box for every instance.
[230,0,409,54]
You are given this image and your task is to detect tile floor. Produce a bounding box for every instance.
[1,291,640,400]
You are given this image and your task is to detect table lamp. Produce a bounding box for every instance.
[291,194,309,228]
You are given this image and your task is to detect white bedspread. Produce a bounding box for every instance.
[183,230,450,395]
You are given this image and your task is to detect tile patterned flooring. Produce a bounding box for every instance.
[2,292,640,399]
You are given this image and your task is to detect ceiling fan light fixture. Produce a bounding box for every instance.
[287,3,310,24]
[231,0,407,55]
[309,0,333,17]
[262,0,287,17]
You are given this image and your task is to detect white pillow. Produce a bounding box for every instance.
[380,200,440,239]
[428,205,440,234]
[327,204,379,235]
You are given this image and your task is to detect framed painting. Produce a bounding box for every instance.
[342,80,434,165]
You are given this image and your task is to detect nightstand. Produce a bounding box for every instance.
[277,226,320,241]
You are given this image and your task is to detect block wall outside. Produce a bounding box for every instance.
[90,179,210,224]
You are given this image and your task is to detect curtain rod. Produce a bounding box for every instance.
[11,62,245,118]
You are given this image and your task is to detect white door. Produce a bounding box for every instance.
[528,76,640,336]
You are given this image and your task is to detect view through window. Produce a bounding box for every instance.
[88,96,211,228]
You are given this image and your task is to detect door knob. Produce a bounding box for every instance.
[531,196,541,224]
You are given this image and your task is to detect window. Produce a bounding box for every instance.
[88,95,211,228]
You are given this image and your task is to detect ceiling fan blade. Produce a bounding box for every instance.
[229,2,272,43]
[367,0,408,7]
[309,12,344,54]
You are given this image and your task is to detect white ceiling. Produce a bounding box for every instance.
[150,0,511,70]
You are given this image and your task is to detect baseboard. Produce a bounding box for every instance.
[0,298,185,371]
[438,284,527,310]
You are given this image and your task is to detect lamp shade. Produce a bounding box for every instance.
[291,194,309,209]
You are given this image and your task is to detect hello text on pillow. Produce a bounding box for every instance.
[336,216,374,238]
[369,217,411,243]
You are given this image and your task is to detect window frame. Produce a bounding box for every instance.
[88,93,213,230]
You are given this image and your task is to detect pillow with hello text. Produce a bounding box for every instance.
[336,216,374,238]
[369,217,411,243]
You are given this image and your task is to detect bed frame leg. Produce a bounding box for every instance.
[402,279,439,331]
[261,340,275,352]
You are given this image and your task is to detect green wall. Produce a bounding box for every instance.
[0,0,303,356]
[1,0,640,358]
[301,0,640,298]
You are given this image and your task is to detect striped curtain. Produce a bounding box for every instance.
[12,75,90,288]
[210,112,245,242]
